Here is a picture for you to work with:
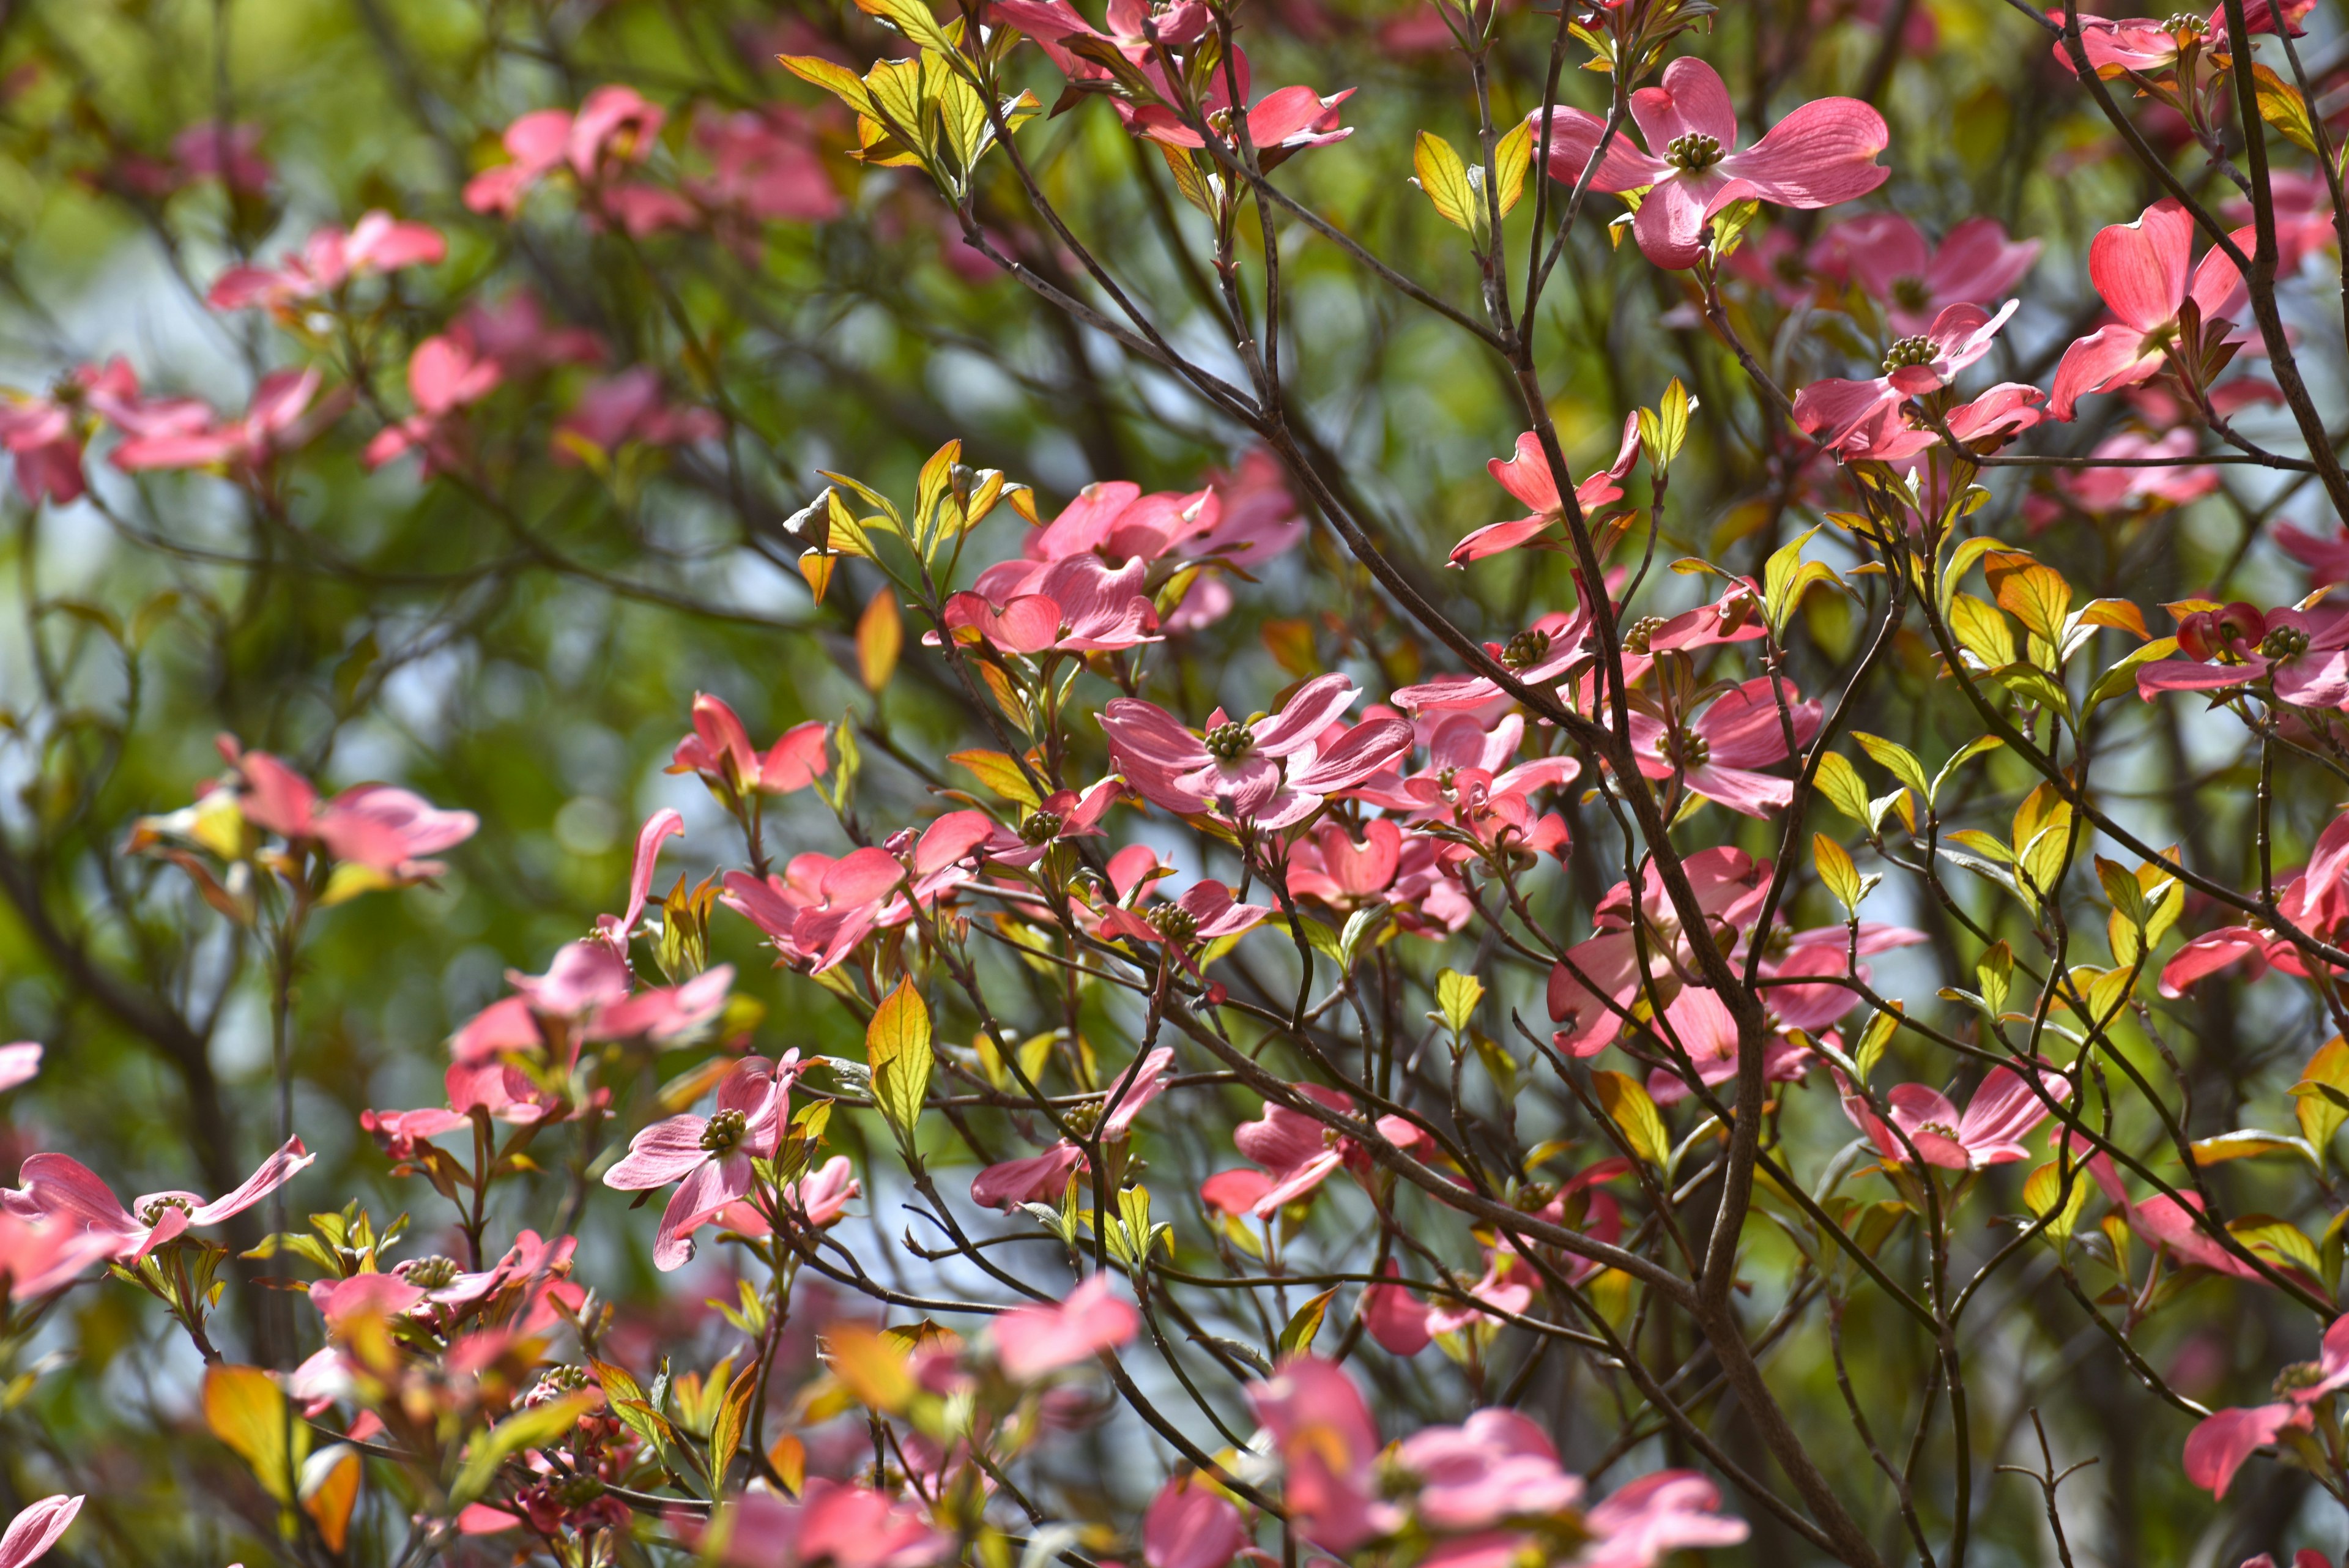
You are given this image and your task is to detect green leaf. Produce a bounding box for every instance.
[2085,636,2179,715]
[2295,1037,2349,1169]
[205,1365,310,1505]
[1592,1069,1668,1166]
[948,749,1040,808]
[706,1358,760,1487]
[1411,132,1475,231]
[1813,833,1865,914]
[1492,118,1534,217]
[1813,751,1872,827]
[1853,1004,1901,1081]
[1277,1285,1340,1356]
[2023,1160,2092,1238]
[1976,941,2013,1017]
[1763,526,1824,634]
[2253,63,2321,154]
[1930,735,2003,804]
[1851,733,1930,801]
[1436,968,1484,1034]
[2229,1213,2321,1277]
[867,978,934,1134]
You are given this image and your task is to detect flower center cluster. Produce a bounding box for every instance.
[2161,10,2206,34]
[1148,904,1199,943]
[524,1364,595,1408]
[700,1107,749,1155]
[140,1195,194,1226]
[1501,628,1552,670]
[1913,1120,1961,1142]
[2260,625,2310,661]
[1657,729,1710,769]
[1882,335,1940,372]
[1665,132,1723,171]
[1020,809,1064,845]
[1203,720,1255,762]
[404,1254,460,1290]
[1622,615,1668,655]
[2276,1359,2326,1396]
[1891,275,1933,311]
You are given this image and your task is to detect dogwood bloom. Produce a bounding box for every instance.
[670,693,829,798]
[1580,1471,1750,1568]
[992,1274,1141,1378]
[363,333,504,475]
[1811,214,2041,335]
[2050,199,2251,420]
[1625,675,1822,817]
[1532,57,1888,270]
[1102,673,1411,827]
[1249,1357,1400,1551]
[1792,300,2017,454]
[1453,419,1642,563]
[708,1481,954,1568]
[602,1057,789,1269]
[4,1136,314,1261]
[110,367,333,474]
[1837,1065,2066,1169]
[2184,1315,2349,1497]
[1397,1410,1584,1529]
[1128,83,1356,169]
[0,1497,81,1568]
[2135,600,2349,708]
[1142,1474,1245,1568]
[552,367,722,461]
[938,555,1161,654]
[464,86,668,216]
[0,1043,37,1093]
[224,742,479,877]
[0,1214,121,1299]
[206,212,445,312]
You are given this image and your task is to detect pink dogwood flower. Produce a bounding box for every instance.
[709,1481,954,1568]
[553,366,722,463]
[2050,199,2252,420]
[225,743,479,876]
[1811,214,2042,335]
[970,1142,1088,1209]
[4,1136,314,1261]
[1223,1083,1431,1216]
[2136,599,2349,708]
[601,1057,789,1270]
[448,940,733,1062]
[1360,1259,1435,1354]
[0,1043,38,1093]
[1102,673,1412,828]
[1546,846,1772,1055]
[0,1215,121,1299]
[0,1497,81,1568]
[722,845,908,973]
[1792,300,2017,454]
[1641,983,1818,1106]
[110,367,335,474]
[1579,1471,1750,1568]
[2184,1315,2349,1497]
[1533,57,1888,270]
[938,555,1162,654]
[1397,1409,1584,1530]
[1837,1065,2066,1170]
[989,0,1209,80]
[689,107,844,230]
[0,359,141,503]
[670,693,829,798]
[1453,418,1642,563]
[1625,675,1822,817]
[992,1273,1141,1378]
[1142,1474,1245,1568]
[363,333,505,476]
[464,86,670,217]
[1129,83,1356,169]
[206,211,445,312]
[1249,1357,1400,1552]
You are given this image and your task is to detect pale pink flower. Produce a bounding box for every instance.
[1453,419,1642,563]
[971,1142,1088,1210]
[1792,300,2017,454]
[939,555,1161,654]
[0,1215,120,1299]
[0,1043,38,1093]
[1625,675,1822,817]
[1579,1471,1749,1568]
[1128,83,1355,169]
[670,693,828,797]
[1810,214,2040,335]
[2050,199,2252,420]
[1836,1065,2066,1170]
[722,846,910,973]
[363,333,505,476]
[1102,673,1411,828]
[1248,1356,1399,1552]
[225,743,478,875]
[993,1273,1141,1378]
[0,1496,81,1568]
[552,366,722,461]
[1360,1258,1434,1355]
[464,86,669,216]
[2136,600,2349,708]
[601,1057,789,1270]
[690,106,843,226]
[2184,1315,2349,1497]
[110,368,333,474]
[1397,1409,1583,1530]
[2056,428,2218,512]
[1546,846,1771,1057]
[711,1481,952,1568]
[206,212,445,312]
[1143,1474,1246,1568]
[1533,57,1888,270]
[4,1137,313,1262]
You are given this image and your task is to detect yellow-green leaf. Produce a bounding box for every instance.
[205,1365,309,1504]
[1813,833,1863,913]
[1436,968,1483,1033]
[1412,131,1475,231]
[1592,1069,1668,1165]
[2295,1036,2349,1168]
[1492,117,1533,217]
[867,978,934,1132]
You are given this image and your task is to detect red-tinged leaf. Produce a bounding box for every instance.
[858,587,902,691]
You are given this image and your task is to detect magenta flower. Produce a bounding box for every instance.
[1397,1409,1584,1531]
[552,366,722,463]
[711,1481,954,1568]
[2136,600,2349,709]
[1640,982,1817,1107]
[1546,845,1770,1057]
[2051,428,2218,513]
[976,778,1122,869]
[689,108,843,229]
[363,333,504,476]
[1792,300,2017,455]
[1223,1083,1430,1216]
[1142,1474,1245,1568]
[722,845,908,973]
[989,0,1209,80]
[992,1274,1141,1379]
[449,940,732,1061]
[1833,380,2047,464]
[1129,83,1356,169]
[1453,418,1642,563]
[0,1498,81,1568]
[1625,675,1822,818]
[939,555,1161,654]
[225,743,478,877]
[1248,1356,1399,1552]
[1811,214,2041,335]
[0,1042,38,1093]
[2184,1315,2349,1497]
[2050,199,2251,420]
[0,1215,120,1301]
[1360,1259,1435,1355]
[1579,1471,1750,1568]
[206,211,445,312]
[464,86,669,217]
[4,1136,314,1262]
[1102,673,1411,828]
[1836,1065,2065,1170]
[110,367,333,474]
[670,693,828,798]
[971,1143,1088,1210]
[0,360,141,504]
[1533,57,1888,270]
[602,1057,788,1270]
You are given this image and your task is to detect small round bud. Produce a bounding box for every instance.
[1501,628,1552,670]
[1623,615,1668,655]
[700,1107,749,1154]
[1882,335,1940,373]
[1148,904,1199,943]
[1203,720,1255,762]
[2261,625,2310,661]
[403,1255,461,1290]
[1665,132,1723,171]
[1020,810,1064,845]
